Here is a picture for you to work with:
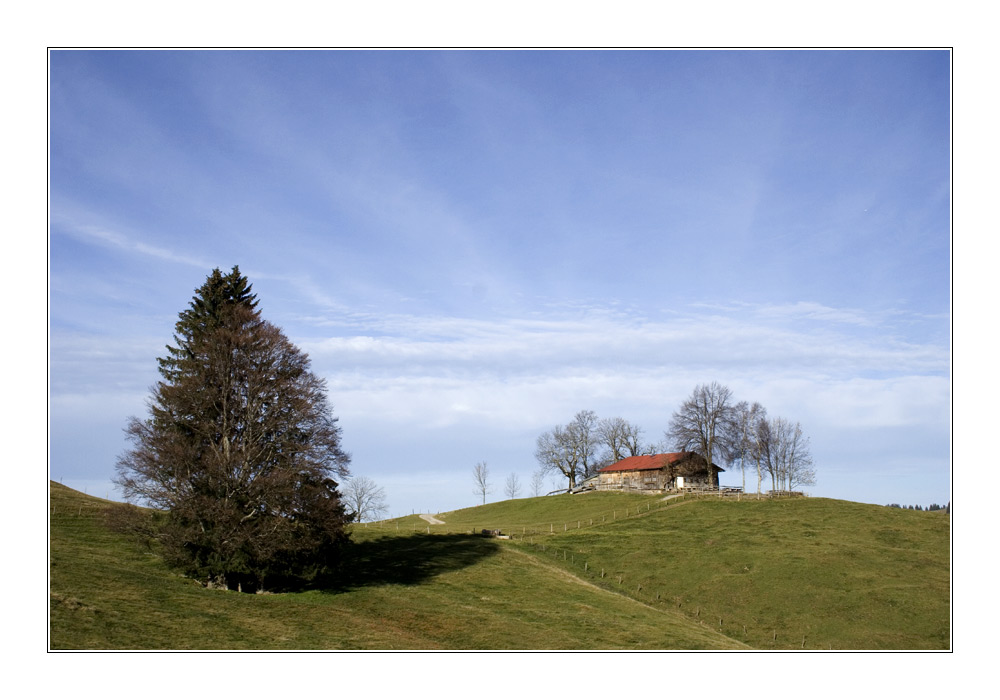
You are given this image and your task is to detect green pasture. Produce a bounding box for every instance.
[50,482,948,649]
[49,482,737,649]
[520,496,950,649]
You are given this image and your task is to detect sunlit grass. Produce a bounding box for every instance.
[519,497,950,649]
[51,483,948,649]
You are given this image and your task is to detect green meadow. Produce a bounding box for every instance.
[50,482,948,649]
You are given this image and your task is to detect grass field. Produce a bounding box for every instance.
[513,496,950,649]
[50,482,949,650]
[49,482,738,649]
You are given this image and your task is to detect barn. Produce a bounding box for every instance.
[595,452,723,493]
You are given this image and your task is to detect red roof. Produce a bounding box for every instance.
[598,453,695,473]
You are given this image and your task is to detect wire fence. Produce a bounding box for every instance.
[516,534,825,650]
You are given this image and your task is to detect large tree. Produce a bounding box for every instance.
[535,424,581,491]
[666,382,736,488]
[534,410,603,490]
[115,267,351,592]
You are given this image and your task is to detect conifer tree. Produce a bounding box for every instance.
[115,267,351,591]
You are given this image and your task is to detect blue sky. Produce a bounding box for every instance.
[49,49,951,514]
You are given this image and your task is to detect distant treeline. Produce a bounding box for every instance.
[885,502,949,512]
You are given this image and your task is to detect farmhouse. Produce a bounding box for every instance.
[596,452,723,493]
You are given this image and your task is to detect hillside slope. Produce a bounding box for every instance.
[369,490,950,649]
[49,482,740,649]
[514,495,951,649]
[51,483,949,649]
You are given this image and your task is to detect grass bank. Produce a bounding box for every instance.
[50,482,739,649]
[515,496,950,649]
[51,483,948,649]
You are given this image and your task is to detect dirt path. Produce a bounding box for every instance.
[419,514,444,525]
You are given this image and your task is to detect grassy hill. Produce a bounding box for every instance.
[49,482,949,649]
[50,482,738,649]
[512,495,950,649]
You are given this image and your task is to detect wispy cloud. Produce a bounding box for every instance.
[289,301,949,446]
[55,219,212,269]
[301,303,948,381]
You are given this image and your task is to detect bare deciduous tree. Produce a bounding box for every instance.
[597,416,646,463]
[530,469,546,497]
[761,417,815,491]
[784,422,816,491]
[730,401,767,495]
[473,461,492,504]
[666,382,736,488]
[535,410,603,490]
[755,417,773,494]
[535,425,581,491]
[571,410,601,480]
[342,476,389,522]
[505,472,521,499]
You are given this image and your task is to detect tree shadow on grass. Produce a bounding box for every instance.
[321,533,501,593]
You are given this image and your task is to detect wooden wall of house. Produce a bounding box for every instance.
[596,469,671,492]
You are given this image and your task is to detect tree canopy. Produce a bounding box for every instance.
[115,266,351,592]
